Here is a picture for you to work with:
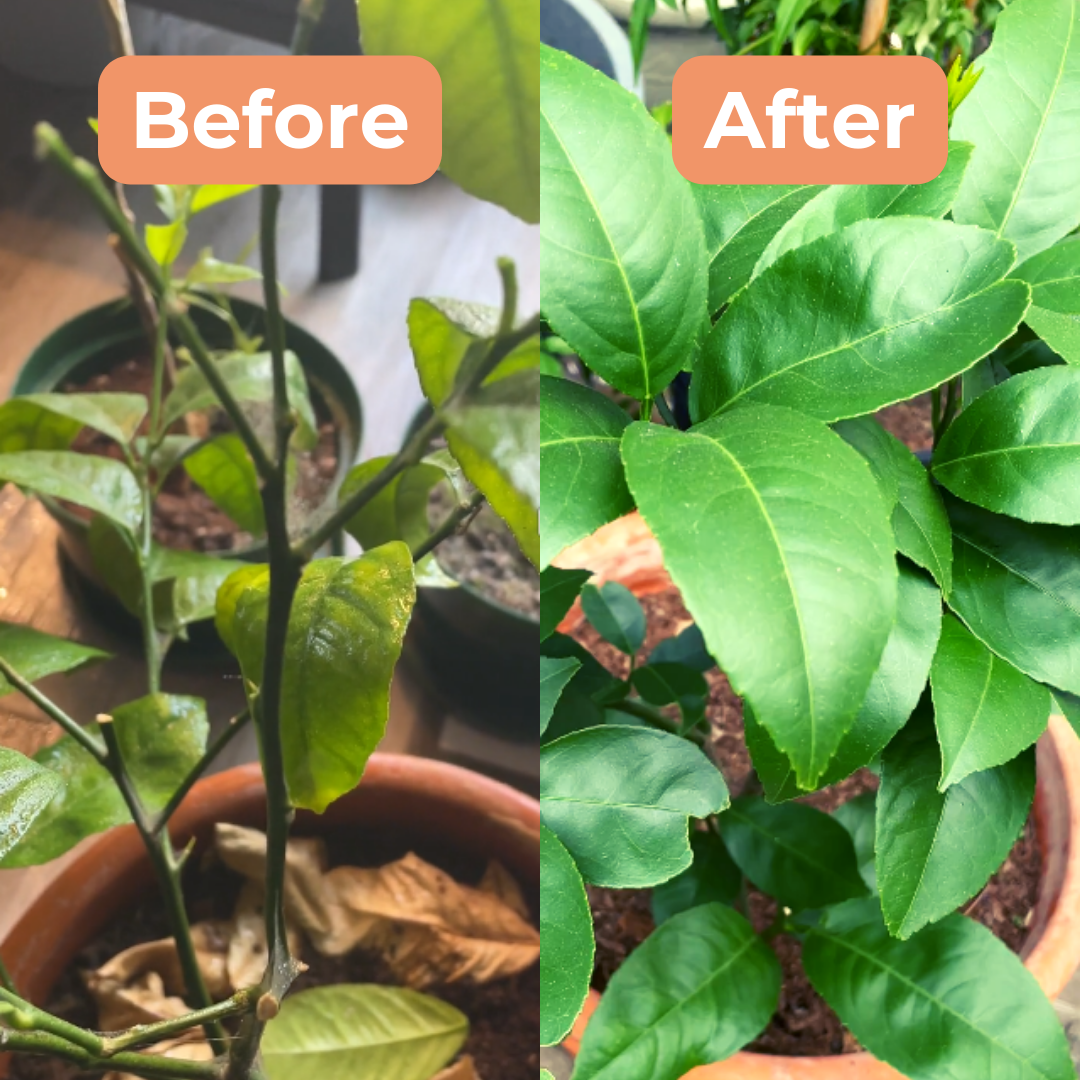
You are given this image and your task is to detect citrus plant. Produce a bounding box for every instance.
[539,0,1080,1073]
[0,1,538,1078]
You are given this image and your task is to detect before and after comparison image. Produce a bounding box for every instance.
[0,0,1078,1078]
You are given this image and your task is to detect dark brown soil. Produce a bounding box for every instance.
[576,588,1043,1059]
[876,393,933,453]
[64,354,339,553]
[8,834,538,1080]
[429,482,539,617]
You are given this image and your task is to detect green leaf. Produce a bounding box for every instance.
[540,726,729,887]
[693,219,1030,424]
[649,623,715,672]
[753,143,974,277]
[1012,235,1080,315]
[945,492,1080,694]
[651,829,741,925]
[742,704,801,804]
[623,407,897,787]
[184,248,261,286]
[111,694,209,813]
[540,824,593,1046]
[580,582,645,656]
[632,664,708,732]
[540,45,707,399]
[540,657,581,737]
[876,707,1034,939]
[216,547,416,812]
[184,434,265,535]
[444,370,539,566]
[837,417,953,592]
[931,615,1051,789]
[1027,306,1080,364]
[832,791,877,890]
[694,184,823,312]
[539,377,632,568]
[951,0,1080,265]
[934,368,1080,524]
[0,450,141,531]
[0,624,108,693]
[189,185,257,214]
[0,749,64,862]
[161,352,316,449]
[4,393,147,446]
[718,796,868,910]
[804,906,1076,1080]
[770,0,816,52]
[539,567,591,642]
[0,399,81,452]
[145,220,187,267]
[261,985,467,1080]
[572,903,780,1080]
[0,722,125,868]
[819,561,943,787]
[358,0,537,222]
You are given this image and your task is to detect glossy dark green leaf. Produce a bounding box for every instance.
[632,663,708,732]
[1053,687,1080,738]
[832,791,877,890]
[161,351,316,448]
[1027,306,1080,364]
[651,829,741,925]
[542,685,606,745]
[693,219,1029,424]
[819,562,942,787]
[539,567,591,642]
[573,903,780,1080]
[539,376,632,568]
[876,708,1034,939]
[742,704,801,804]
[935,367,1080,524]
[837,417,953,591]
[540,726,729,887]
[951,0,1080,265]
[444,370,539,567]
[0,450,141,531]
[694,184,823,311]
[649,623,715,672]
[216,546,416,813]
[3,393,147,446]
[540,657,580,737]
[931,615,1051,789]
[718,796,867,910]
[580,582,645,656]
[111,694,209,813]
[540,46,707,399]
[754,142,973,275]
[0,749,64,862]
[183,433,265,535]
[945,493,1080,694]
[0,623,108,693]
[804,905,1076,1080]
[540,824,593,1046]
[623,408,896,787]
[261,985,467,1080]
[1012,235,1080,314]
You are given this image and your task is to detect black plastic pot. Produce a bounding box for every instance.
[542,0,638,90]
[14,296,362,646]
[401,409,538,742]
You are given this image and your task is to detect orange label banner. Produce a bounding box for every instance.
[98,55,442,185]
[672,56,947,185]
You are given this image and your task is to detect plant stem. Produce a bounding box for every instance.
[0,989,103,1056]
[100,988,259,1056]
[149,304,169,443]
[152,710,251,835]
[0,657,106,761]
[609,697,707,745]
[139,486,162,696]
[654,393,677,428]
[290,0,327,54]
[412,490,485,563]
[260,185,294,469]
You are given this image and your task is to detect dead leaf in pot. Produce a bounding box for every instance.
[432,1055,481,1080]
[214,824,539,987]
[103,1034,215,1080]
[228,880,304,991]
[479,860,530,919]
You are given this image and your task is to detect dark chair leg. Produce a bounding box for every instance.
[318,184,362,282]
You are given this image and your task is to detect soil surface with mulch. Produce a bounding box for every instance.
[429,483,539,618]
[574,586,1042,1058]
[64,354,339,553]
[9,829,538,1080]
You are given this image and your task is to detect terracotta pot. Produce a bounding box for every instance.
[0,754,540,1075]
[557,511,1080,1079]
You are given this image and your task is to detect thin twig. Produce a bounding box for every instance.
[0,989,103,1056]
[412,490,485,563]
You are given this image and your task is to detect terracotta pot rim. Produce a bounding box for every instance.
[558,512,1080,1079]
